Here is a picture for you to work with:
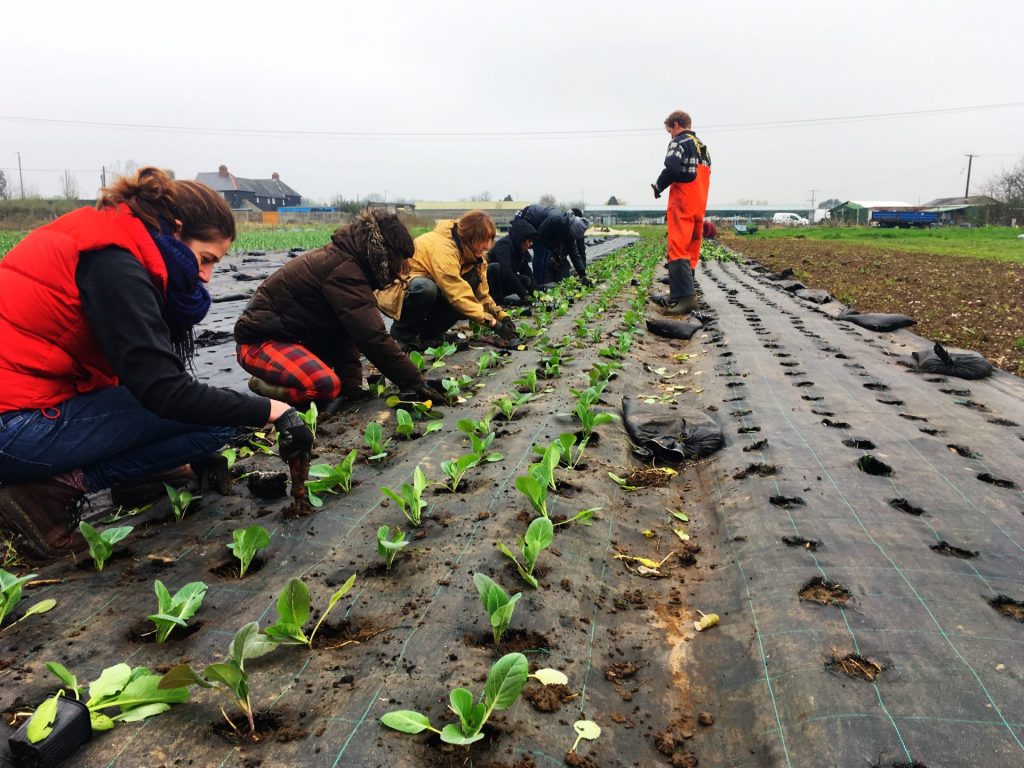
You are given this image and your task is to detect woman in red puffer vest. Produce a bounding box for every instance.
[0,167,305,564]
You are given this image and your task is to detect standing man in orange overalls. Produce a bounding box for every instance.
[652,110,711,315]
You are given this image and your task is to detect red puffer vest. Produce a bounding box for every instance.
[0,204,168,412]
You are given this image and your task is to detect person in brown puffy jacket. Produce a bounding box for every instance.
[234,209,436,408]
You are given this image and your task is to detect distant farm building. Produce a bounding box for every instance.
[196,165,301,212]
[828,201,914,225]
[921,195,998,224]
[413,201,531,226]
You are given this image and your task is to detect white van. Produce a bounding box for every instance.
[772,212,809,227]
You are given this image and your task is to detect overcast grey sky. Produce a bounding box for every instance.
[4,0,1022,208]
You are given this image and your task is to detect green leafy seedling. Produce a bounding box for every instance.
[159,622,277,738]
[306,449,358,506]
[364,422,393,462]
[440,453,481,493]
[377,526,409,572]
[456,415,492,438]
[574,402,616,439]
[148,580,208,643]
[424,342,458,365]
[227,525,271,579]
[27,660,191,741]
[299,402,318,438]
[514,369,539,394]
[468,431,503,463]
[220,447,238,470]
[0,569,55,633]
[556,507,598,527]
[477,350,498,377]
[264,573,357,648]
[381,653,560,745]
[380,466,428,526]
[164,483,194,523]
[395,408,415,439]
[514,475,548,519]
[497,517,553,589]
[496,392,532,420]
[473,573,521,645]
[78,523,133,572]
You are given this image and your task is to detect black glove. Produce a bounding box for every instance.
[579,275,593,287]
[399,379,445,403]
[494,318,517,340]
[274,407,314,462]
[651,184,661,200]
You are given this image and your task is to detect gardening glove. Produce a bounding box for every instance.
[274,407,314,462]
[651,184,661,200]
[494,318,517,340]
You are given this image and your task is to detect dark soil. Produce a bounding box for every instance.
[210,555,267,579]
[733,463,777,480]
[463,629,553,655]
[782,536,821,551]
[126,618,204,643]
[828,652,884,682]
[521,683,576,712]
[246,471,288,499]
[208,710,308,744]
[564,753,601,768]
[726,235,1024,375]
[989,595,1024,622]
[312,618,394,650]
[889,498,926,516]
[799,576,852,606]
[929,541,978,559]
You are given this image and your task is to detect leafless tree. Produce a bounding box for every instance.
[60,170,80,199]
[0,170,8,200]
[538,193,557,207]
[469,191,492,202]
[982,159,1024,225]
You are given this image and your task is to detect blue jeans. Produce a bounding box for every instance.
[0,387,234,492]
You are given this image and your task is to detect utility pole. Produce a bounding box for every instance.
[16,151,24,198]
[964,154,977,200]
[808,188,817,221]
[101,166,107,189]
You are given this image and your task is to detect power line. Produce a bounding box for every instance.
[1,101,1022,141]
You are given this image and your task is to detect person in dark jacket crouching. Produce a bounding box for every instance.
[487,219,537,304]
[514,204,590,286]
[235,209,436,408]
[0,167,308,564]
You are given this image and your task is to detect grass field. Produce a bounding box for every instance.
[743,225,1024,263]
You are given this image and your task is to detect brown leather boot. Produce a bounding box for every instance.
[0,479,89,564]
[110,465,196,508]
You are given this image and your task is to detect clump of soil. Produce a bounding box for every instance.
[929,541,978,559]
[989,595,1024,622]
[733,463,777,480]
[799,576,851,606]
[247,471,288,499]
[782,536,820,551]
[698,711,714,726]
[210,556,266,579]
[463,629,553,655]
[620,467,676,488]
[828,652,884,682]
[522,683,575,712]
[313,618,391,650]
[857,455,893,477]
[769,495,804,508]
[889,498,925,516]
[605,661,638,681]
[743,439,768,452]
[564,752,600,768]
[209,710,307,744]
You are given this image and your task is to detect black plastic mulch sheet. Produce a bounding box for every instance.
[684,259,1024,768]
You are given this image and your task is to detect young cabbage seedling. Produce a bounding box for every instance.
[148,580,208,643]
[574,402,616,440]
[381,652,562,745]
[439,453,481,493]
[305,449,358,507]
[227,524,271,578]
[164,483,194,523]
[368,379,389,398]
[377,526,409,572]
[298,402,318,438]
[26,661,191,742]
[78,523,133,572]
[477,350,498,377]
[364,422,393,462]
[528,444,561,492]
[473,573,521,645]
[441,378,463,404]
[514,475,549,519]
[159,622,277,738]
[468,431,504,463]
[380,466,428,526]
[496,392,532,420]
[424,342,458,365]
[456,415,492,439]
[395,408,415,439]
[0,569,55,632]
[513,369,539,394]
[264,573,357,648]
[496,517,553,589]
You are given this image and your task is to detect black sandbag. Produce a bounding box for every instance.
[913,343,993,380]
[796,288,832,304]
[776,279,807,293]
[646,317,703,340]
[622,396,724,463]
[838,308,916,332]
[766,267,795,281]
[649,292,673,307]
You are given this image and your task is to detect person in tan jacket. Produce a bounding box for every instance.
[390,211,516,350]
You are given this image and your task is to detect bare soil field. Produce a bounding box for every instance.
[724,234,1024,375]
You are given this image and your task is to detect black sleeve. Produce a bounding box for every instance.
[76,248,271,427]
[656,137,697,190]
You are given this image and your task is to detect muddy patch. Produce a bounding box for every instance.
[522,683,576,713]
[989,595,1024,622]
[733,463,777,480]
[827,652,883,682]
[799,576,851,606]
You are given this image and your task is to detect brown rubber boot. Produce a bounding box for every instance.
[110,465,196,508]
[191,453,234,496]
[661,295,699,315]
[0,479,89,564]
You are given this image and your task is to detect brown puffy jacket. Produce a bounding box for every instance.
[234,226,422,391]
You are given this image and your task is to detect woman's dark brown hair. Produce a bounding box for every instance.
[456,210,496,253]
[98,166,236,241]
